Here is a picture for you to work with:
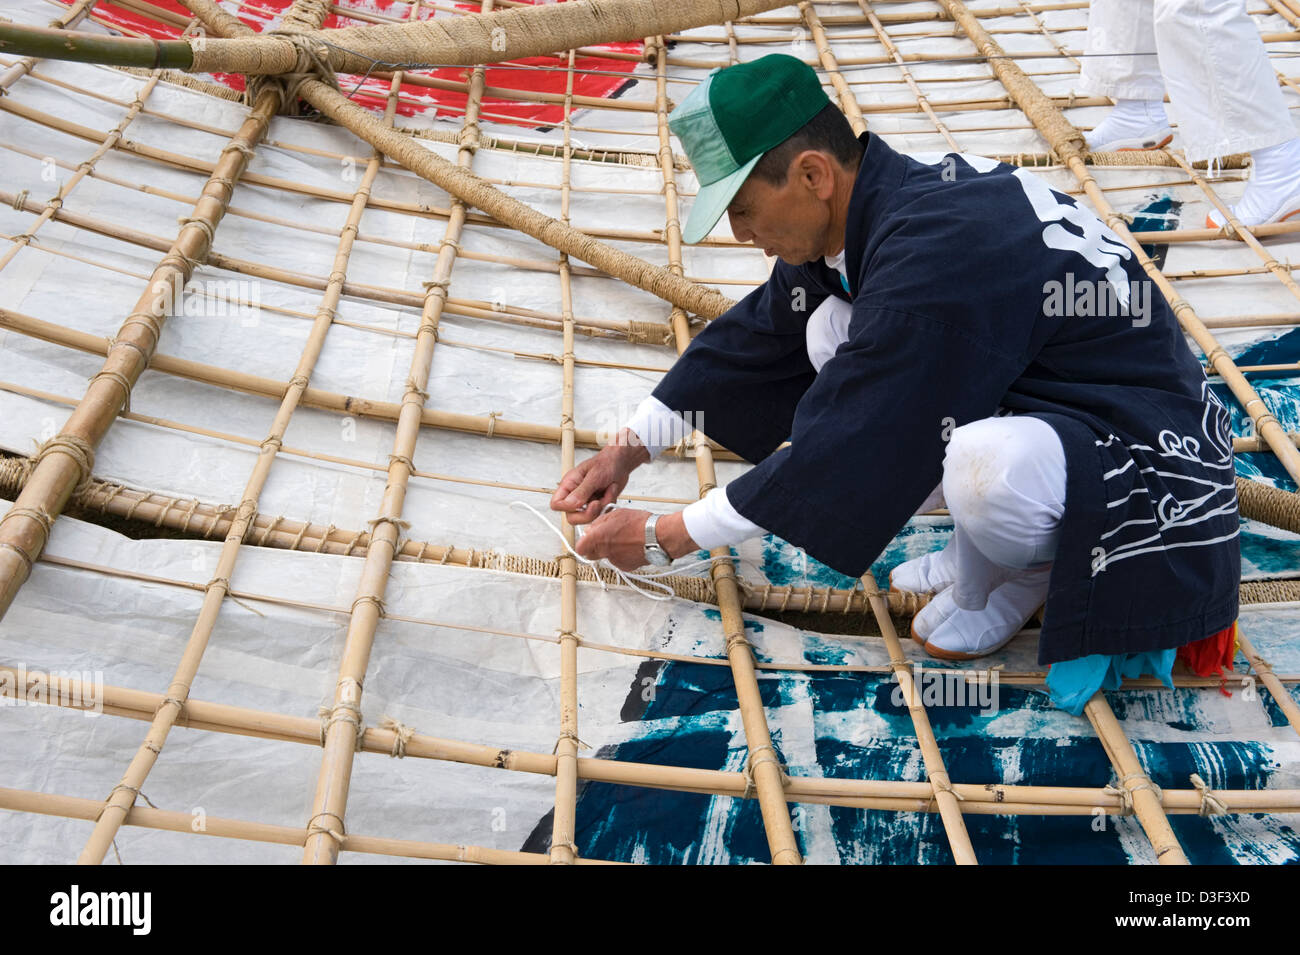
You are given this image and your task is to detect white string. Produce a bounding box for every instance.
[509,500,728,601]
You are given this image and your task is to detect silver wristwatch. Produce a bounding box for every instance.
[643,514,672,566]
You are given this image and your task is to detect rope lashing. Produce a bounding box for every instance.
[88,369,135,414]
[305,811,347,847]
[367,515,411,542]
[246,31,342,114]
[740,744,789,799]
[1103,770,1164,816]
[1189,774,1228,817]
[318,699,366,751]
[177,214,216,247]
[0,505,54,547]
[32,433,96,495]
[379,716,415,758]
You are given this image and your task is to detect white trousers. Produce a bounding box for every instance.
[1078,0,1295,161]
[937,415,1067,611]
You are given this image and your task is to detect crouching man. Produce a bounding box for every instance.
[551,54,1239,711]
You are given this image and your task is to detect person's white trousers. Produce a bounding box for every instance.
[1078,0,1295,162]
[938,416,1067,611]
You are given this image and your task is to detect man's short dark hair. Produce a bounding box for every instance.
[748,102,863,186]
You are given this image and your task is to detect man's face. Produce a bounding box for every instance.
[725,150,835,265]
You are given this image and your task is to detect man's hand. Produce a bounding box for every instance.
[551,428,650,525]
[574,509,699,571]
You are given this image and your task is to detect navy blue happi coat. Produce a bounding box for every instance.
[653,131,1239,665]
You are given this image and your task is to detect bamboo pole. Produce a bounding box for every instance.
[1237,630,1300,736]
[862,576,979,863]
[1084,695,1190,864]
[648,36,802,865]
[0,21,195,71]
[855,0,961,151]
[551,48,582,865]
[0,0,96,91]
[4,667,1295,815]
[4,488,1293,662]
[798,1,867,135]
[2,1,798,76]
[299,0,495,864]
[1172,150,1300,306]
[0,786,622,864]
[0,302,690,453]
[205,0,799,75]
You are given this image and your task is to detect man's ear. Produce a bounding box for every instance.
[795,149,836,199]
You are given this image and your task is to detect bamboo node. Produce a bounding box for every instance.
[1189,774,1228,817]
[404,378,431,404]
[378,716,415,758]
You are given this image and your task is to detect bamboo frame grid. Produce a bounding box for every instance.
[0,0,1296,865]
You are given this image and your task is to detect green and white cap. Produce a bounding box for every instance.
[669,54,832,244]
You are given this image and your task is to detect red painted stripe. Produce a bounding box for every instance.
[57,0,644,126]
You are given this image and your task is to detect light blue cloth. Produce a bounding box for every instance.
[1046,648,1178,715]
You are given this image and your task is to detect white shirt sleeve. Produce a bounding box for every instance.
[682,486,766,551]
[625,395,692,459]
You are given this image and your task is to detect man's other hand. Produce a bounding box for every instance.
[550,430,648,525]
[573,507,655,571]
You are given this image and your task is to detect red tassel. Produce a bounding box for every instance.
[1177,621,1238,696]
